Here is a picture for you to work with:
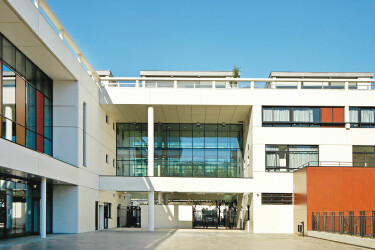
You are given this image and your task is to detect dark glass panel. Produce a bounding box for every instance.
[25,59,35,86]
[16,50,26,77]
[2,37,16,69]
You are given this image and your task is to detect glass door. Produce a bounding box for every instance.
[0,191,6,239]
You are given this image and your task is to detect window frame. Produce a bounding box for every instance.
[262,106,345,127]
[352,145,375,167]
[265,144,319,172]
[349,107,375,128]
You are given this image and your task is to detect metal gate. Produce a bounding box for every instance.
[193,208,218,228]
[127,206,141,228]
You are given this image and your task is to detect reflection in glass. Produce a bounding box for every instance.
[117,123,243,177]
[2,64,16,142]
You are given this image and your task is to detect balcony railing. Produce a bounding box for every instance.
[30,0,100,82]
[101,77,375,90]
[312,211,375,238]
[299,161,375,168]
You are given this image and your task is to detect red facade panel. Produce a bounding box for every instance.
[36,90,44,152]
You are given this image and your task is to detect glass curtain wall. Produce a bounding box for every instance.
[0,33,53,155]
[116,123,243,177]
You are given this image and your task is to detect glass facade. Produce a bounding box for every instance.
[0,33,53,155]
[116,123,243,177]
[0,176,52,239]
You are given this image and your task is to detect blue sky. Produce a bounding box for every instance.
[49,0,375,78]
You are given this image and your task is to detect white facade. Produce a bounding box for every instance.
[0,0,375,238]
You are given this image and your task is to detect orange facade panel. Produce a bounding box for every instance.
[321,108,333,123]
[295,167,375,230]
[16,75,26,146]
[333,107,344,123]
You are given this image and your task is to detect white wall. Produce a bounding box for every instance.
[252,194,294,234]
[53,185,79,233]
[141,205,193,229]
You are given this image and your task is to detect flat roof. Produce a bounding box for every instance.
[140,71,235,77]
[269,72,374,78]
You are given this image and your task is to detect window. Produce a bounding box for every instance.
[262,106,344,127]
[113,122,115,131]
[83,102,87,167]
[116,123,243,177]
[106,154,109,164]
[113,159,115,168]
[262,193,293,205]
[1,33,53,156]
[266,145,318,172]
[350,107,375,127]
[353,146,375,167]
[106,114,109,124]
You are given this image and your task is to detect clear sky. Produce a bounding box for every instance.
[48,0,375,78]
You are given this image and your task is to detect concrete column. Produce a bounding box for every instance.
[148,106,154,177]
[40,177,47,238]
[158,192,163,205]
[5,106,13,140]
[250,81,254,89]
[163,193,168,205]
[345,105,350,129]
[148,191,154,231]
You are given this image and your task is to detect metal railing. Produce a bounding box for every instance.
[312,211,375,238]
[101,77,375,90]
[29,0,100,82]
[299,161,375,168]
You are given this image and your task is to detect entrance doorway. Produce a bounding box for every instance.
[127,206,141,228]
[98,205,104,230]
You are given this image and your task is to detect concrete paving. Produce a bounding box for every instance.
[0,228,367,250]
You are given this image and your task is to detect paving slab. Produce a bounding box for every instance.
[0,229,367,250]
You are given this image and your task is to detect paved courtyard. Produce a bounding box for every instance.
[0,229,367,250]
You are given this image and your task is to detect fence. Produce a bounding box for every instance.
[312,211,375,238]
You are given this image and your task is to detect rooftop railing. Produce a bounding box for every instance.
[30,0,100,83]
[100,77,375,90]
